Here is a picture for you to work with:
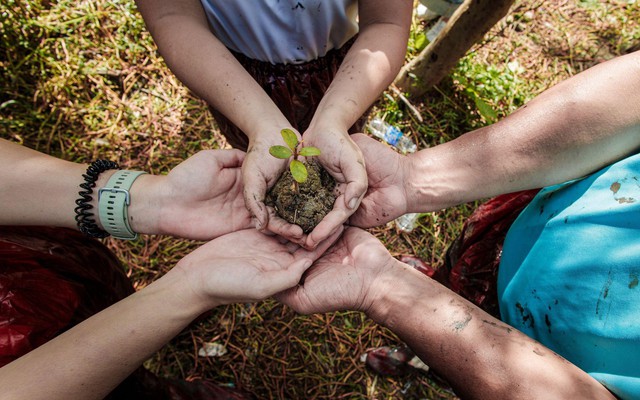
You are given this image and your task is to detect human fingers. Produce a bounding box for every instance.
[265,207,305,244]
[259,258,314,298]
[340,152,367,211]
[304,194,350,249]
[296,224,344,259]
[242,168,270,231]
[211,148,246,168]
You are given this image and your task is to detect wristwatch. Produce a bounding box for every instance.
[98,170,147,240]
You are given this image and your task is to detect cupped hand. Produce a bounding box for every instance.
[276,227,395,314]
[131,149,252,240]
[243,137,306,242]
[349,133,410,228]
[175,227,343,306]
[302,129,368,249]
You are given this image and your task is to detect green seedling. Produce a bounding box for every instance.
[269,128,321,189]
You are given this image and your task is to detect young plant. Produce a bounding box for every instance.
[269,128,321,189]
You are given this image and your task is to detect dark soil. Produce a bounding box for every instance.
[266,160,337,233]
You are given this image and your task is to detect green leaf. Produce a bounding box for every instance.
[414,32,427,51]
[473,96,498,124]
[290,160,308,183]
[280,129,299,151]
[299,146,321,157]
[269,145,293,159]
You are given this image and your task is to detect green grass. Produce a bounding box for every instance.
[1,0,638,398]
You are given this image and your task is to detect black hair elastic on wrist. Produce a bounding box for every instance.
[75,159,120,238]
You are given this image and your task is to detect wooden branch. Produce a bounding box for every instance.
[395,0,516,99]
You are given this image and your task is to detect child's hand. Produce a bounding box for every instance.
[302,128,367,249]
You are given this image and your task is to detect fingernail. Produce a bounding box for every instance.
[348,197,358,209]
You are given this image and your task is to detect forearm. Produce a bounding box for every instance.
[0,138,163,234]
[307,0,412,134]
[405,51,640,211]
[367,261,615,399]
[0,268,208,400]
[0,139,109,228]
[135,0,289,143]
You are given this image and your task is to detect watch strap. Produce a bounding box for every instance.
[98,170,147,240]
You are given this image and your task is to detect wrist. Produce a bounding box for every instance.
[151,265,215,319]
[405,148,459,213]
[126,174,164,235]
[304,120,350,140]
[171,256,226,312]
[246,121,297,145]
[365,259,428,328]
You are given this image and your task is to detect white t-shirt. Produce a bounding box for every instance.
[200,0,358,65]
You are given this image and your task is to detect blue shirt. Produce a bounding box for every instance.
[498,152,640,399]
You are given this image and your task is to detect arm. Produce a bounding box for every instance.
[133,0,289,144]
[351,51,640,227]
[279,227,615,399]
[0,227,340,400]
[302,0,414,247]
[0,138,252,240]
[134,0,294,232]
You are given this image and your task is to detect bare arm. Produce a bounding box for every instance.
[0,268,202,400]
[279,227,615,399]
[134,0,290,143]
[368,259,615,400]
[0,139,99,229]
[134,0,309,233]
[306,0,413,134]
[0,228,339,400]
[0,138,252,240]
[301,0,413,247]
[406,50,640,211]
[352,51,640,228]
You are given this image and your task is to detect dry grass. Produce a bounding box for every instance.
[1,0,638,398]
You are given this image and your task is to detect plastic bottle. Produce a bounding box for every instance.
[395,212,420,233]
[367,117,417,155]
[418,0,463,42]
[368,117,420,232]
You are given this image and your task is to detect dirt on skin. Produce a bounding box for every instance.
[266,160,337,233]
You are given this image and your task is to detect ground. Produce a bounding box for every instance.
[1,0,639,398]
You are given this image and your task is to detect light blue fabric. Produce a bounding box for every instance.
[498,152,640,399]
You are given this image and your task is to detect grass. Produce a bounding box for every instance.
[1,0,638,398]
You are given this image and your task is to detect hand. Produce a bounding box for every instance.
[243,137,307,241]
[130,149,253,240]
[175,227,343,306]
[349,133,410,227]
[277,227,394,314]
[302,128,368,248]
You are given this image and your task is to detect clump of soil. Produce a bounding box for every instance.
[266,160,337,233]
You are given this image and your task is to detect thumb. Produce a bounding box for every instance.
[243,175,269,230]
[267,258,313,293]
[341,153,367,210]
[215,148,246,168]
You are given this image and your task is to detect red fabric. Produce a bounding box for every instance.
[0,226,253,399]
[432,189,540,317]
[365,346,416,376]
[0,226,133,367]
